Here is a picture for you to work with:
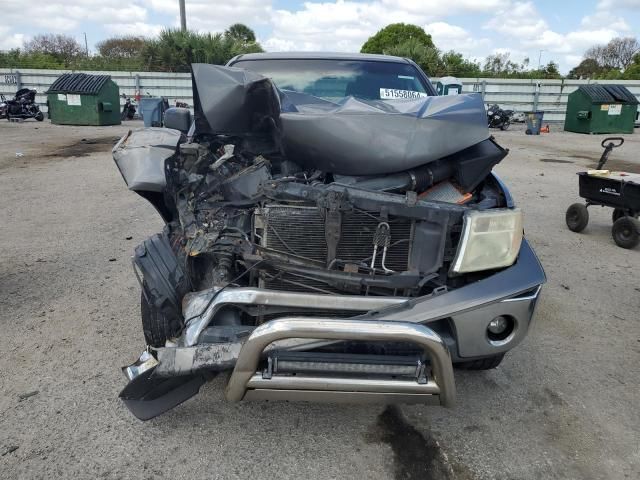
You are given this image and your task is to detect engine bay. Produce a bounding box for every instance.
[160,133,508,301]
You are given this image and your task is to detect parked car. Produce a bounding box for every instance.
[114,52,545,420]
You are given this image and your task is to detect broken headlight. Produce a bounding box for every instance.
[451,208,523,274]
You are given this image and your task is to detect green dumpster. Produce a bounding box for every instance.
[436,76,462,96]
[564,84,638,134]
[46,73,121,126]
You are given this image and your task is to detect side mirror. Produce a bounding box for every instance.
[164,107,191,132]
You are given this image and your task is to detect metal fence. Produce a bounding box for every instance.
[461,77,640,122]
[2,67,640,123]
[0,69,192,114]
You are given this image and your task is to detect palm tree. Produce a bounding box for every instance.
[142,28,263,72]
[225,24,256,44]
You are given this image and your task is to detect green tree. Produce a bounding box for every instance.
[225,23,257,44]
[97,36,147,59]
[440,51,481,77]
[385,38,442,75]
[540,61,561,79]
[0,49,65,69]
[141,28,263,72]
[567,58,603,79]
[621,62,640,79]
[361,23,434,54]
[482,53,528,77]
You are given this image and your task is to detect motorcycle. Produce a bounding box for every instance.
[5,88,44,121]
[0,94,7,119]
[121,94,137,120]
[486,104,512,130]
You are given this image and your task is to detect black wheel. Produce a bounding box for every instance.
[612,217,640,249]
[613,208,638,223]
[455,353,505,370]
[500,120,511,130]
[566,203,589,232]
[35,111,44,121]
[140,285,183,347]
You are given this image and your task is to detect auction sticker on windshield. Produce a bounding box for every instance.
[380,88,428,100]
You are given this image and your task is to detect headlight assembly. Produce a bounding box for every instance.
[451,208,523,274]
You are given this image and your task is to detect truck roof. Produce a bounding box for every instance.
[228,52,413,64]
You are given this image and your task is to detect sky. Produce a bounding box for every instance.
[1,0,639,73]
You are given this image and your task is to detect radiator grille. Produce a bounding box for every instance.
[257,205,414,292]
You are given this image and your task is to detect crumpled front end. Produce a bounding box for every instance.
[120,235,544,420]
[116,64,545,420]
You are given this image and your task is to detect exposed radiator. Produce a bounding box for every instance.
[255,205,414,293]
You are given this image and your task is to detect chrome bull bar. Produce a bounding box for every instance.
[224,317,456,407]
[181,287,409,347]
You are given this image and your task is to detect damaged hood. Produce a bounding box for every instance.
[191,63,489,175]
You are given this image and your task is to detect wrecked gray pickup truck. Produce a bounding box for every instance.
[113,53,545,420]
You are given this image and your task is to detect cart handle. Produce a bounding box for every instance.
[597,137,625,170]
[600,137,624,149]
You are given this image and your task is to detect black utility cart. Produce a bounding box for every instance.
[566,137,640,249]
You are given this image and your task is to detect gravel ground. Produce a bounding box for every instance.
[0,120,638,480]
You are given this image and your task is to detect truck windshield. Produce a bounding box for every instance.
[229,58,433,102]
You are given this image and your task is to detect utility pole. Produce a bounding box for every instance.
[179,0,187,31]
[84,32,89,56]
[537,50,545,70]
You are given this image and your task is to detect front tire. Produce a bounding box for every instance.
[612,217,640,249]
[140,285,183,347]
[455,353,505,370]
[500,119,510,130]
[35,111,44,121]
[566,203,589,232]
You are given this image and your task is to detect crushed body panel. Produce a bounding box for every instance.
[192,63,489,175]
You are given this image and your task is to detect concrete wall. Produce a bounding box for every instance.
[2,68,640,123]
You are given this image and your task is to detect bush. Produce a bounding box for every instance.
[0,25,263,73]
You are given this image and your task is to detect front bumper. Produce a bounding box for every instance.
[120,239,544,420]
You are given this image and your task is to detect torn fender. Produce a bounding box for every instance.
[112,127,181,192]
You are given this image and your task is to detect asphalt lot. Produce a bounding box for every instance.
[0,119,638,480]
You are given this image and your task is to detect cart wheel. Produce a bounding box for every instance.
[613,209,638,223]
[566,203,589,232]
[612,217,640,249]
